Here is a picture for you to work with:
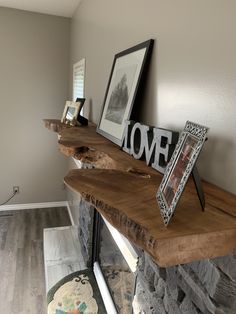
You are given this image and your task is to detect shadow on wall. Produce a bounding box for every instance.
[136,43,158,126]
[198,136,234,191]
[88,98,93,122]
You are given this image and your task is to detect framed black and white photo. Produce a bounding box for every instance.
[61,101,81,126]
[156,121,209,226]
[97,39,154,146]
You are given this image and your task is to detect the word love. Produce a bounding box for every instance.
[122,121,179,174]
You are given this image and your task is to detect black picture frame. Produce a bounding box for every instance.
[75,97,88,126]
[156,121,209,226]
[75,97,85,114]
[97,39,154,146]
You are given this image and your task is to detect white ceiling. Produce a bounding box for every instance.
[0,0,81,17]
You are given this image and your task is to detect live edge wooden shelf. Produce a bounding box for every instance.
[44,119,236,267]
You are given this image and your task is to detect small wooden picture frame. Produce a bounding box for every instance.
[156,121,209,226]
[61,101,80,126]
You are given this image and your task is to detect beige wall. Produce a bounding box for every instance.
[70,0,236,195]
[0,8,70,204]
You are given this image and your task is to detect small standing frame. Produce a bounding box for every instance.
[76,98,88,126]
[156,121,209,226]
[61,101,80,126]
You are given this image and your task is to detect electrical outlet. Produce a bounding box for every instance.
[13,186,20,194]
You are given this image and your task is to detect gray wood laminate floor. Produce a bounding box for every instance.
[0,207,71,314]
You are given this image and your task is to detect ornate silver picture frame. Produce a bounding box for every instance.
[156,121,209,226]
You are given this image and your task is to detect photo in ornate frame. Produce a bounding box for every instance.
[61,101,81,126]
[97,39,154,146]
[156,121,209,226]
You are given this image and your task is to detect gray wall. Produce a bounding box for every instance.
[0,8,70,204]
[70,0,236,195]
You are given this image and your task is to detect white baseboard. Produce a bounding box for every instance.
[0,201,67,211]
[0,201,75,226]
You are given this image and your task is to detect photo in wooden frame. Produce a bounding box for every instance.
[61,101,81,126]
[156,121,209,226]
[97,39,154,146]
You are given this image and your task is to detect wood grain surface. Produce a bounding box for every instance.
[43,119,71,133]
[44,119,236,266]
[64,169,236,267]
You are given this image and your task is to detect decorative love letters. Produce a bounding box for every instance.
[122,120,179,174]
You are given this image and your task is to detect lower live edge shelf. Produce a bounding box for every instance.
[64,168,236,267]
[44,119,236,267]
